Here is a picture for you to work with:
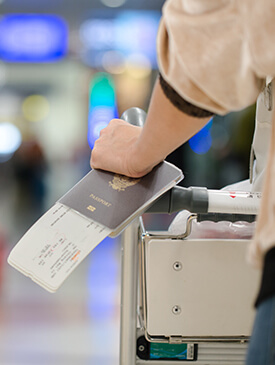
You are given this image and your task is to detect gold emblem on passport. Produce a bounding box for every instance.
[109,174,140,191]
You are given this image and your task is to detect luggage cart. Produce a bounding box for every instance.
[119,108,261,365]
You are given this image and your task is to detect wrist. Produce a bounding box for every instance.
[126,141,157,178]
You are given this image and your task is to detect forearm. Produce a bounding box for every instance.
[129,79,212,175]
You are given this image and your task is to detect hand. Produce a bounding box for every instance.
[90,79,211,178]
[90,119,152,177]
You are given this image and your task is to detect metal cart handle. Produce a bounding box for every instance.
[121,107,146,127]
[147,186,260,220]
[121,107,260,219]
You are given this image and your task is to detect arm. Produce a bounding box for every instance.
[90,0,268,179]
[90,78,211,178]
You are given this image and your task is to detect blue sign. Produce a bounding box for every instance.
[0,14,68,62]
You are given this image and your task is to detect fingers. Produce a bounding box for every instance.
[90,119,121,169]
[89,118,144,176]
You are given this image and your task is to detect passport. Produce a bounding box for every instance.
[7,161,183,293]
[59,161,183,236]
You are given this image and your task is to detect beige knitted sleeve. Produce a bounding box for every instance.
[157,0,266,115]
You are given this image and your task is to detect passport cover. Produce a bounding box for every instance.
[59,161,183,236]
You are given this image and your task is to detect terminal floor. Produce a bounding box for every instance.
[0,237,121,365]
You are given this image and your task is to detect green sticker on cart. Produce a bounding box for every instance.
[150,342,197,360]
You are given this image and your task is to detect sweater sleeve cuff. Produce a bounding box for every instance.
[159,73,214,118]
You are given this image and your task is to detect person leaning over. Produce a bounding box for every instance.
[91,1,275,364]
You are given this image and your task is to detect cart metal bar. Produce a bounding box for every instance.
[119,219,140,365]
[147,186,261,215]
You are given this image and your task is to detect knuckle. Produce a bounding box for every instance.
[99,128,105,137]
[109,118,117,125]
[110,118,124,127]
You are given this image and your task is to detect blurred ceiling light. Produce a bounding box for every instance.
[102,51,126,74]
[0,122,22,162]
[79,11,161,69]
[79,19,113,49]
[126,53,152,79]
[22,95,50,122]
[100,0,127,8]
[0,14,68,62]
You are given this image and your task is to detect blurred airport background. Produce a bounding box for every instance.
[0,0,256,364]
